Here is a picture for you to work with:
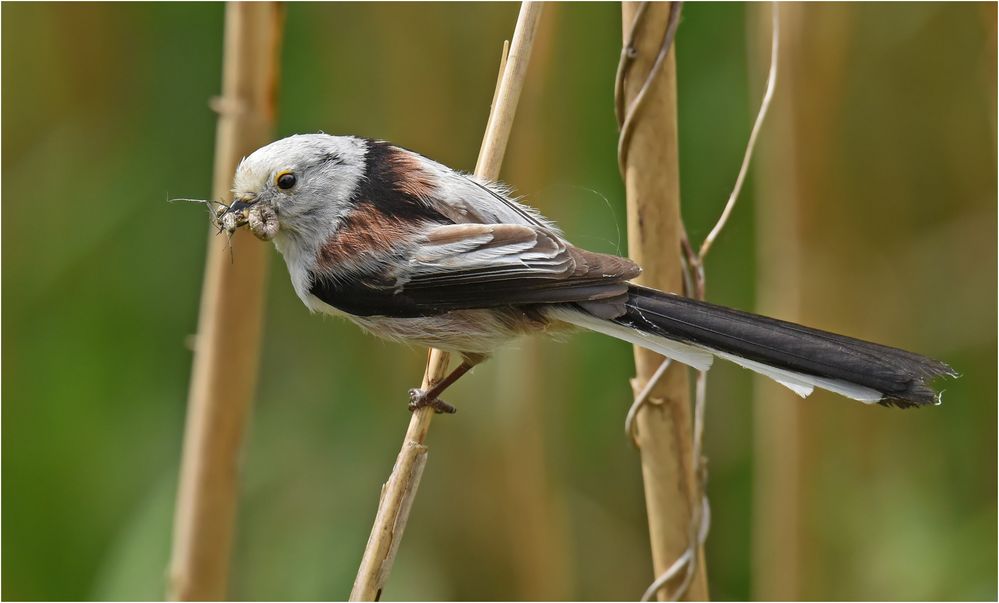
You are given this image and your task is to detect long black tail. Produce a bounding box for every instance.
[607,285,956,408]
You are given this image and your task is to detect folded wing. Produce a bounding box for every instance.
[310,222,640,317]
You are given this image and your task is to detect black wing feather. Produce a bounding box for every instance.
[310,223,640,318]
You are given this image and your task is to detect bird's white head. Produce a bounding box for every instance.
[229,133,368,241]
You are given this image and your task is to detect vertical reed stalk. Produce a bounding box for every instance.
[168,3,284,599]
[619,2,708,600]
[349,3,543,600]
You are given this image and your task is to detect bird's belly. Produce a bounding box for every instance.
[308,295,551,354]
[350,311,522,354]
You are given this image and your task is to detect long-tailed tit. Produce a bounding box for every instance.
[214,133,955,413]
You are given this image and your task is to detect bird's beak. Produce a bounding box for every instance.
[227,195,257,216]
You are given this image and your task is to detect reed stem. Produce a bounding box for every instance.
[167,3,284,599]
[348,4,544,600]
[618,2,708,600]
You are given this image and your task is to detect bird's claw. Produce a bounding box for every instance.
[408,388,456,414]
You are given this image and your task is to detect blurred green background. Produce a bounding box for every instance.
[3,2,996,600]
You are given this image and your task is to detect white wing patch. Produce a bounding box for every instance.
[408,223,570,280]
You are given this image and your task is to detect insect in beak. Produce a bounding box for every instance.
[215,195,257,235]
[212,194,279,241]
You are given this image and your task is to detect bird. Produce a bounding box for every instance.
[215,133,955,414]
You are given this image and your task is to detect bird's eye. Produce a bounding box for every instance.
[276,171,297,190]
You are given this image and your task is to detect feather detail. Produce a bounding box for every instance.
[309,218,640,319]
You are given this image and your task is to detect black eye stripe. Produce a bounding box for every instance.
[277,172,297,189]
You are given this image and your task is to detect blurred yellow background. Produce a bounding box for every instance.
[3,2,995,600]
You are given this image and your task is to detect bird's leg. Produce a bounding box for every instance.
[408,355,483,414]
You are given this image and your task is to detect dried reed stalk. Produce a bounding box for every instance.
[349,3,543,600]
[618,2,708,600]
[167,3,284,599]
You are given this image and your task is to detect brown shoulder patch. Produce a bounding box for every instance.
[318,203,415,270]
[387,147,438,199]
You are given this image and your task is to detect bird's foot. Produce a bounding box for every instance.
[408,388,456,414]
